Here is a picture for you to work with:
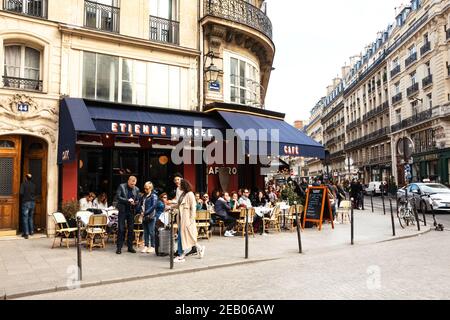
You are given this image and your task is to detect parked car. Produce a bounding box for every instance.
[397,183,450,213]
[367,181,386,196]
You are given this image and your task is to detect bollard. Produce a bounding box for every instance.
[351,198,354,245]
[170,210,174,270]
[389,199,396,237]
[412,201,421,232]
[76,216,82,281]
[294,202,302,254]
[370,194,374,213]
[381,193,386,215]
[245,208,249,259]
[361,193,365,211]
[422,208,427,227]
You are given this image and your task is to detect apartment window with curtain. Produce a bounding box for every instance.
[84,0,120,33]
[149,0,179,44]
[3,44,42,91]
[82,51,186,109]
[3,0,47,18]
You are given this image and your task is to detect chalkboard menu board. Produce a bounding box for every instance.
[302,186,334,231]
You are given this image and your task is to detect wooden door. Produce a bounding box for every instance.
[22,137,47,231]
[0,136,21,233]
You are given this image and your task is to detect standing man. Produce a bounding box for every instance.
[20,174,35,239]
[116,176,140,254]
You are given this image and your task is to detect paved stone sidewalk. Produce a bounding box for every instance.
[0,207,429,299]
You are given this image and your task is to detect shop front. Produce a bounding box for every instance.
[413,148,450,185]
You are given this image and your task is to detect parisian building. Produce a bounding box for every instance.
[307,0,450,186]
[303,98,325,178]
[0,0,323,237]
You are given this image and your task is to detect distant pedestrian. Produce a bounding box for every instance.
[20,174,35,239]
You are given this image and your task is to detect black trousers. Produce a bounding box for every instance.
[117,212,134,249]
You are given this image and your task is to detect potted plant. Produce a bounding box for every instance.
[61,200,79,228]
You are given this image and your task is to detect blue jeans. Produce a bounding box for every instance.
[177,229,183,256]
[143,218,156,248]
[22,201,35,235]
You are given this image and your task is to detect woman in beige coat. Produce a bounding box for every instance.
[174,179,206,263]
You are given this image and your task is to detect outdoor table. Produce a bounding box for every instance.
[76,208,118,227]
[278,203,290,230]
[254,206,273,234]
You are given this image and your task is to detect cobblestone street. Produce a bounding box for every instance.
[19,229,450,300]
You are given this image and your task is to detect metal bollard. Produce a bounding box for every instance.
[170,210,174,270]
[351,198,354,245]
[422,208,427,227]
[412,201,421,232]
[361,193,365,211]
[381,193,386,215]
[245,208,249,259]
[371,194,374,213]
[389,199,396,237]
[294,202,302,254]
[76,216,82,281]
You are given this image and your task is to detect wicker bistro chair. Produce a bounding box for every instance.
[133,214,144,248]
[51,212,79,249]
[286,205,304,231]
[236,208,255,238]
[263,205,281,233]
[210,212,225,237]
[336,200,352,224]
[196,210,212,240]
[85,214,108,251]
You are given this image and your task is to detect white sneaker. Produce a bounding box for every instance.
[199,245,206,259]
[174,256,185,263]
[231,230,237,235]
[224,231,234,237]
[141,246,148,253]
[147,247,155,254]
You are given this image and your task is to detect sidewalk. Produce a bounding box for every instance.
[0,207,430,299]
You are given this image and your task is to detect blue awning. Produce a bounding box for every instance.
[58,98,226,164]
[217,111,325,159]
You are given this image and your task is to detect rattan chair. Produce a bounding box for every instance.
[263,205,281,233]
[337,200,352,224]
[196,210,212,240]
[236,208,255,237]
[285,205,304,231]
[85,214,108,251]
[133,214,144,248]
[51,212,78,249]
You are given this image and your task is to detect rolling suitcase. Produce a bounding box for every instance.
[155,227,176,256]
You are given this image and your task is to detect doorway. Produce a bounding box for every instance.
[0,135,48,236]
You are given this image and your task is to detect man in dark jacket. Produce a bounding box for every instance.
[115,176,141,254]
[214,192,236,237]
[20,174,35,239]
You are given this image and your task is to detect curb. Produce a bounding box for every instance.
[375,227,432,243]
[5,257,279,300]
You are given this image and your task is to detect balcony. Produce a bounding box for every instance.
[3,0,47,18]
[390,65,401,78]
[84,0,120,33]
[363,101,390,122]
[405,52,417,68]
[149,16,179,45]
[420,41,431,56]
[2,76,42,91]
[391,109,433,133]
[422,74,433,89]
[392,92,402,105]
[344,127,391,150]
[204,0,272,39]
[406,82,419,97]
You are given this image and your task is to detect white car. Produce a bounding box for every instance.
[397,183,450,213]
[367,181,386,196]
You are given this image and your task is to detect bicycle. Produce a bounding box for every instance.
[397,197,417,229]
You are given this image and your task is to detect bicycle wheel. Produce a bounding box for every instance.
[397,210,406,229]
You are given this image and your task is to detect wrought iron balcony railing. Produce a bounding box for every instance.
[344,127,391,150]
[2,76,42,91]
[204,0,273,39]
[406,82,419,97]
[363,101,389,122]
[392,92,402,105]
[391,105,450,133]
[149,15,179,45]
[422,74,433,88]
[3,0,47,18]
[405,52,417,68]
[346,119,361,131]
[420,41,431,56]
[84,0,120,33]
[390,65,401,78]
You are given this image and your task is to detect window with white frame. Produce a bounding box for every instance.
[224,52,260,107]
[82,51,186,109]
[394,82,400,94]
[3,44,41,91]
[150,0,177,20]
[84,0,120,33]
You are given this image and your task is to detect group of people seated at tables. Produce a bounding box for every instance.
[196,188,279,237]
[79,192,109,210]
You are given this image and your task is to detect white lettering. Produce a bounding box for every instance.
[111,123,118,133]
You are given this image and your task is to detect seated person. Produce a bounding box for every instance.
[252,190,268,207]
[229,191,239,211]
[93,192,108,209]
[201,193,214,211]
[79,192,95,210]
[214,192,237,237]
[238,189,253,209]
[195,192,204,211]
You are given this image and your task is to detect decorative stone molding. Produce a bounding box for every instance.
[0,93,58,122]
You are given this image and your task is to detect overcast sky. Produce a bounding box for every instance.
[264,0,405,125]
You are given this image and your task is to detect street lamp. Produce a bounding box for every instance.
[204,51,222,83]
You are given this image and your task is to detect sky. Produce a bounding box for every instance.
[264,0,405,125]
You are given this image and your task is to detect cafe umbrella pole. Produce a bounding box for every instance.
[76,216,82,281]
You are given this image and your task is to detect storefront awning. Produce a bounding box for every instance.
[216,111,325,159]
[58,98,226,164]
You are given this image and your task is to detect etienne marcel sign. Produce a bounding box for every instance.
[106,122,215,139]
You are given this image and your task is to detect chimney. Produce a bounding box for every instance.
[293,120,304,130]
